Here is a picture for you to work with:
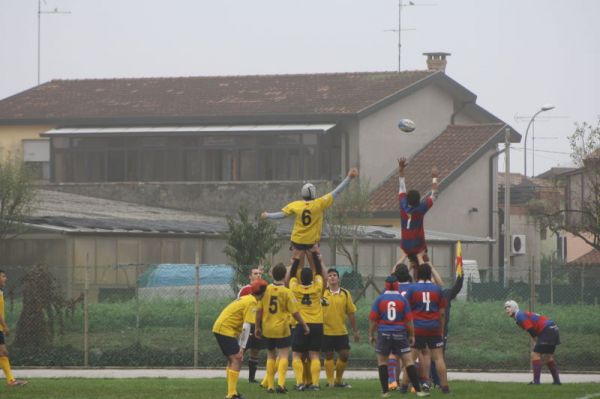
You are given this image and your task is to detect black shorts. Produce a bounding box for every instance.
[214,333,240,357]
[414,335,444,350]
[246,324,266,350]
[534,325,560,354]
[321,334,350,353]
[265,335,292,350]
[0,331,4,345]
[290,242,318,251]
[376,330,411,357]
[292,323,323,353]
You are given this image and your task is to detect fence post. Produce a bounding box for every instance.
[135,263,140,343]
[549,260,554,305]
[83,253,89,367]
[193,248,200,368]
[529,256,535,312]
[580,265,585,305]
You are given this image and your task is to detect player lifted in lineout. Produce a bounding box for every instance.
[397,157,439,266]
[261,167,359,278]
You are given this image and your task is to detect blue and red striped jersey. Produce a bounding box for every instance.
[399,193,433,255]
[369,290,413,333]
[514,311,554,336]
[404,282,447,336]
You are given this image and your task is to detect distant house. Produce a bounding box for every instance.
[0,53,520,281]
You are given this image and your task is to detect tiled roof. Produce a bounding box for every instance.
[498,173,556,189]
[0,71,435,122]
[567,249,600,266]
[368,123,504,213]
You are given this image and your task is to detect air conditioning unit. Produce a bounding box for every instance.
[511,234,526,255]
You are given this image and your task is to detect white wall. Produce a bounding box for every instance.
[358,84,454,187]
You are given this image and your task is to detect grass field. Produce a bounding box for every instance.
[0,378,597,399]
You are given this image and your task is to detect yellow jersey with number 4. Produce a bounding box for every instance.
[289,275,324,324]
[282,193,334,244]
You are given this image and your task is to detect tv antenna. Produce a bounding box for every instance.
[38,0,71,84]
[385,1,436,72]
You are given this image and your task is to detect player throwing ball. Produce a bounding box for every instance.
[261,168,359,278]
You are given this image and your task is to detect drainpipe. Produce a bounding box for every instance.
[489,147,506,282]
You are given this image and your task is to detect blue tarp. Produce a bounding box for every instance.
[137,264,235,287]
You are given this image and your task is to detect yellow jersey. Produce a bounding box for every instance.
[259,283,298,338]
[0,290,4,332]
[289,275,324,324]
[212,294,257,338]
[323,287,357,336]
[282,193,334,244]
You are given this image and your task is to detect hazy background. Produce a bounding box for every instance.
[1,0,599,174]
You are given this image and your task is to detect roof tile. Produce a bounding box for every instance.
[368,123,504,213]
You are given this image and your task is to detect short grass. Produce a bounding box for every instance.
[0,379,598,399]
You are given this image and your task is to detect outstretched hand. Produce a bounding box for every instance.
[260,212,268,220]
[398,157,407,171]
[348,167,359,179]
[431,166,439,178]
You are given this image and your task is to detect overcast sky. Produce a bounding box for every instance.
[1,0,599,175]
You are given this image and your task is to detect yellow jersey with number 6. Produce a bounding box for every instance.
[282,193,334,244]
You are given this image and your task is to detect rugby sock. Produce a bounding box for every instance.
[378,365,389,393]
[335,358,347,384]
[400,384,409,393]
[406,364,422,392]
[277,357,289,389]
[310,358,321,387]
[532,359,542,384]
[387,357,398,384]
[303,357,312,385]
[292,358,304,385]
[227,368,239,398]
[0,357,14,383]
[547,360,561,384]
[248,357,258,381]
[324,358,335,386]
[311,251,323,274]
[266,358,276,389]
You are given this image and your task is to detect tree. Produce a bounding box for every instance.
[224,206,282,289]
[527,117,600,250]
[325,179,372,271]
[0,155,37,241]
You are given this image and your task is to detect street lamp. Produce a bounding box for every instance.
[523,104,555,177]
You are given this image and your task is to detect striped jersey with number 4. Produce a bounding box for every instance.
[404,282,447,336]
[259,283,299,338]
[282,193,334,244]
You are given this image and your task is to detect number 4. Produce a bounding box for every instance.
[422,292,431,311]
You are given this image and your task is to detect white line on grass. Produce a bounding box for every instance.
[575,393,600,399]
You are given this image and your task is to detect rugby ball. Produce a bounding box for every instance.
[398,119,416,133]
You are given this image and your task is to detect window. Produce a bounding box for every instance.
[23,139,50,180]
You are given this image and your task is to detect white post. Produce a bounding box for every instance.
[193,247,200,368]
[503,127,511,288]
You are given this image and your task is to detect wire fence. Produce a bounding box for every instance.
[1,262,599,372]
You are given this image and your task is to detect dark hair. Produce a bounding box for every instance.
[327,268,339,277]
[407,190,421,207]
[271,263,287,281]
[300,268,313,285]
[0,270,5,275]
[407,254,419,267]
[393,263,412,283]
[416,263,432,280]
[384,276,399,291]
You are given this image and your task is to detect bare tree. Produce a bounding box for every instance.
[0,155,37,241]
[528,117,600,250]
[325,179,372,271]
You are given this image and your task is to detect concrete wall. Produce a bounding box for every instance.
[507,213,541,284]
[358,84,454,187]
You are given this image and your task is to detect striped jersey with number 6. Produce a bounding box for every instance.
[282,193,334,244]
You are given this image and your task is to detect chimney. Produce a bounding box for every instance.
[423,52,451,72]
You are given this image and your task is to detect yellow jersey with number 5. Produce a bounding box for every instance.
[259,283,298,338]
[282,193,334,244]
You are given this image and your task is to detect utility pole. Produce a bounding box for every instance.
[38,0,71,84]
[503,127,511,288]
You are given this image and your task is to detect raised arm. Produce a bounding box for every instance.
[398,158,407,194]
[447,273,464,301]
[430,166,439,201]
[330,168,358,198]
